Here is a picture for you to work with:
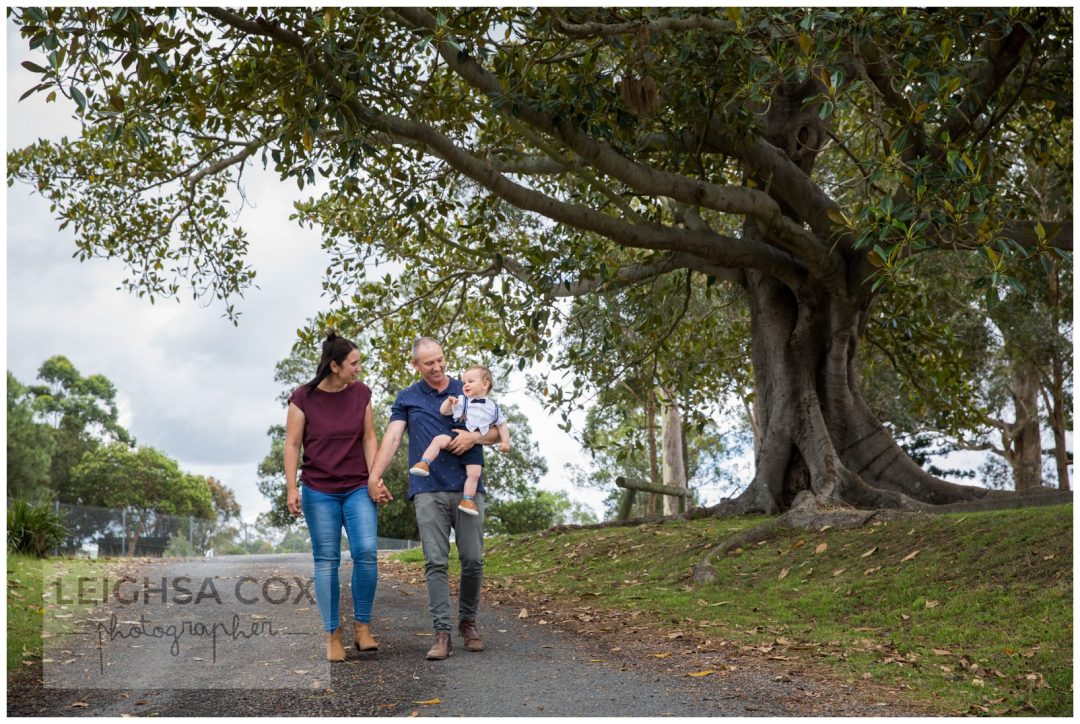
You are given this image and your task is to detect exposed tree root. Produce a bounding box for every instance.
[693,492,918,584]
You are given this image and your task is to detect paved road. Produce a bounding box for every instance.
[10,553,920,717]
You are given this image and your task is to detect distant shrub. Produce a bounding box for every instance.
[7,500,68,557]
[164,532,196,558]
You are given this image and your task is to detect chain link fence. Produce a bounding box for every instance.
[43,502,417,557]
[50,501,217,557]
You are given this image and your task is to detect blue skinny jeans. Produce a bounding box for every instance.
[301,484,378,632]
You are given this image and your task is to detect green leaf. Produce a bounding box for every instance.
[20,60,48,74]
[70,85,86,111]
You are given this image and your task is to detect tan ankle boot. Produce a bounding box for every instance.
[354,622,379,651]
[327,629,346,661]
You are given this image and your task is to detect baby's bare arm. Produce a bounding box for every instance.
[439,396,457,416]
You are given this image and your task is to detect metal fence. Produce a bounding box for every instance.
[43,502,418,557]
[51,501,218,558]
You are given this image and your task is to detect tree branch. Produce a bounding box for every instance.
[551,13,732,38]
[388,7,829,277]
[203,7,808,286]
[941,16,1042,145]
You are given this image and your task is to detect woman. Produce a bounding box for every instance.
[285,332,394,661]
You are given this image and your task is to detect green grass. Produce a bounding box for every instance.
[399,505,1072,716]
[6,555,116,673]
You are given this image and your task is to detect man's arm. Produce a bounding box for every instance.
[445,425,500,454]
[368,419,407,483]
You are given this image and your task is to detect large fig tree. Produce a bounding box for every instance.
[8,7,1072,515]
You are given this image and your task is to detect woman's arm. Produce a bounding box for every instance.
[284,402,305,516]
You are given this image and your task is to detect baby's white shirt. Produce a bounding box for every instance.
[451,396,506,434]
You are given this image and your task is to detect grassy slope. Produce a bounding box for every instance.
[477,504,1072,716]
[6,555,115,674]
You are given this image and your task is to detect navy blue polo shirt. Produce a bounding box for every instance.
[390,378,485,499]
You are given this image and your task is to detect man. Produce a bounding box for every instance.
[368,337,500,660]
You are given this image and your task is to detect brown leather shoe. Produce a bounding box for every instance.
[425,631,452,660]
[327,629,346,661]
[458,619,485,652]
[354,621,379,652]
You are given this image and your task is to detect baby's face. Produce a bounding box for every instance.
[461,369,491,399]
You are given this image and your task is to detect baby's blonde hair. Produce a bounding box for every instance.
[465,364,493,392]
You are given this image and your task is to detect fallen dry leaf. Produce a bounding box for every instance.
[70,702,90,709]
[901,549,921,562]
[815,543,828,555]
[652,653,671,659]
[863,566,881,576]
[924,600,940,609]
[861,546,878,558]
[831,568,847,577]
[667,632,684,640]
[518,608,528,619]
[413,698,441,705]
[932,649,951,656]
[778,568,790,581]
[688,670,714,677]
[972,678,984,688]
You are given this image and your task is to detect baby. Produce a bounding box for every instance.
[409,365,511,515]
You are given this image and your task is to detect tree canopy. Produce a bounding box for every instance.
[9,7,1072,514]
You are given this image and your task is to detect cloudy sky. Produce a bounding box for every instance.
[5,22,609,524]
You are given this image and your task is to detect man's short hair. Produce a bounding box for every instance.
[412,336,441,361]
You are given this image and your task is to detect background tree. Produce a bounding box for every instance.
[6,372,56,503]
[205,475,242,525]
[9,8,1072,516]
[27,355,133,502]
[68,443,215,554]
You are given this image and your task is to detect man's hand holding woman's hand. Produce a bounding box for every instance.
[368,478,394,505]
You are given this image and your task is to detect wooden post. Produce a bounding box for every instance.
[617,487,638,521]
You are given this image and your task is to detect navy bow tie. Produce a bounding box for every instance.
[468,398,486,404]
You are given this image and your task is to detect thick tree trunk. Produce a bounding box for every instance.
[1006,361,1044,491]
[730,274,1002,514]
[707,77,1070,516]
[658,388,687,516]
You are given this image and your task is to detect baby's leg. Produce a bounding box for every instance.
[410,434,452,476]
[462,465,482,498]
[420,434,452,463]
[458,464,483,516]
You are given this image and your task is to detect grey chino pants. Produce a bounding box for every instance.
[414,490,485,632]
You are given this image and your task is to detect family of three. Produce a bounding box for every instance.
[284,333,510,661]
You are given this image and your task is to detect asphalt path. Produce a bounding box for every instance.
[10,552,922,717]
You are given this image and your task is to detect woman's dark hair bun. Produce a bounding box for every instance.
[306,331,358,393]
